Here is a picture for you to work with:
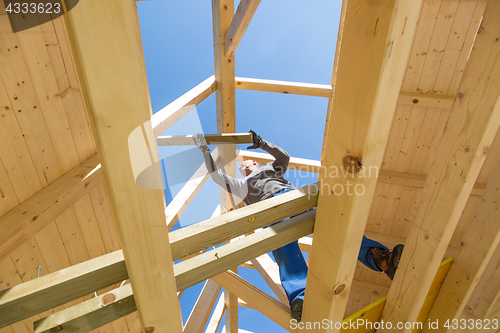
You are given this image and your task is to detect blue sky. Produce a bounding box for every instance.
[137,1,341,332]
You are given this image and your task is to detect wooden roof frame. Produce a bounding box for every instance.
[1,0,500,333]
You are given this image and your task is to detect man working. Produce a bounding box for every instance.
[194,131,404,322]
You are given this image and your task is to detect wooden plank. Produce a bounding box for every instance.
[235,77,332,98]
[397,92,454,109]
[303,0,423,326]
[183,280,221,333]
[205,294,225,333]
[13,20,80,174]
[211,271,292,330]
[250,254,288,305]
[425,161,500,329]
[0,154,102,261]
[62,0,182,330]
[379,1,500,330]
[169,183,318,259]
[174,209,315,291]
[0,16,63,186]
[462,242,500,321]
[165,151,219,231]
[157,133,253,146]
[151,76,216,137]
[225,0,261,57]
[0,79,42,205]
[41,17,95,162]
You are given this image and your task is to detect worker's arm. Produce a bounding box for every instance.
[194,134,246,198]
[261,140,290,175]
[247,130,290,175]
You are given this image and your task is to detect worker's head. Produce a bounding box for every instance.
[239,160,259,177]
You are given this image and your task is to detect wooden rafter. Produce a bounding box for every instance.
[213,0,238,327]
[211,271,292,330]
[237,151,487,196]
[165,150,219,231]
[303,0,423,326]
[63,0,182,331]
[0,154,102,261]
[183,280,221,333]
[235,77,332,98]
[225,0,261,57]
[151,76,217,137]
[250,254,288,305]
[379,1,500,330]
[425,160,500,329]
[205,294,226,333]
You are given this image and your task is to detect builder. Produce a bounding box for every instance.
[194,131,404,322]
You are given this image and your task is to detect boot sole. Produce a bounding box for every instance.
[386,244,404,280]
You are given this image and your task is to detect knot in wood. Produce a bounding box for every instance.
[248,217,255,222]
[334,284,346,295]
[145,327,155,333]
[457,92,464,99]
[100,293,116,306]
[412,99,419,104]
[342,155,362,174]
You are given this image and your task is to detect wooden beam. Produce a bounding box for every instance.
[151,76,217,137]
[34,284,136,333]
[174,209,315,291]
[183,280,221,333]
[211,271,292,330]
[157,133,253,146]
[169,183,318,259]
[0,186,315,326]
[235,77,332,98]
[250,254,288,305]
[237,150,321,173]
[424,161,500,330]
[303,0,422,326]
[63,0,182,331]
[205,294,225,333]
[165,150,219,231]
[225,0,261,57]
[0,154,102,261]
[32,211,313,333]
[237,151,487,196]
[379,1,500,330]
[213,0,237,327]
[0,250,127,328]
[397,92,454,109]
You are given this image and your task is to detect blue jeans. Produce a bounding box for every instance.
[270,189,388,306]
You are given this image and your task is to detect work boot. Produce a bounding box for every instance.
[370,244,404,280]
[290,299,303,322]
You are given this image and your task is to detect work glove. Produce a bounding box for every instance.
[193,133,210,153]
[247,130,262,150]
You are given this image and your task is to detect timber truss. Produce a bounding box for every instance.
[1,0,500,333]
